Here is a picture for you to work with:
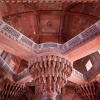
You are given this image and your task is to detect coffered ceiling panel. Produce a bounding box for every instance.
[40,14,61,33]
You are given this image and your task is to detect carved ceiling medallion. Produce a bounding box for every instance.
[47,21,54,28]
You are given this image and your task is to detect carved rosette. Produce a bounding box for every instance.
[29,55,72,97]
[74,83,99,100]
[0,81,26,100]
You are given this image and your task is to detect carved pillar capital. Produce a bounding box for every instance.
[29,55,72,98]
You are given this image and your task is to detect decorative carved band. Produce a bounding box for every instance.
[75,82,99,100]
[0,19,100,55]
[0,0,99,3]
[29,55,72,97]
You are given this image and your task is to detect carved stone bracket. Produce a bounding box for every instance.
[74,82,99,100]
[0,80,27,100]
[29,55,72,97]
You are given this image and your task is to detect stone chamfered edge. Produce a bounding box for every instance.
[0,19,100,56]
[0,0,99,3]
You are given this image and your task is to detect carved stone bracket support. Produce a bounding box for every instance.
[74,82,99,100]
[29,55,72,98]
[0,80,27,100]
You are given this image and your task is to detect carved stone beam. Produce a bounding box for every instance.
[68,68,85,85]
[64,20,100,61]
[0,20,37,62]
[0,19,100,62]
[15,69,33,84]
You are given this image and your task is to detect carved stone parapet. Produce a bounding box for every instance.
[29,55,72,98]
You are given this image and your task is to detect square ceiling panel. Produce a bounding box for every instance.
[40,14,61,33]
[40,35,59,43]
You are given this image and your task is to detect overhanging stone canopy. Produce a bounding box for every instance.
[29,55,72,97]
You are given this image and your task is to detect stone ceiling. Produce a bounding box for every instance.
[0,2,99,44]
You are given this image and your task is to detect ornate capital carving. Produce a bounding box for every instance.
[29,55,72,97]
